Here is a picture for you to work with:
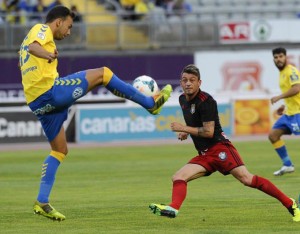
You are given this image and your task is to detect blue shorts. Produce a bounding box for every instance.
[273,114,300,135]
[28,71,89,141]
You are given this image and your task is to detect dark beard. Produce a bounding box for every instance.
[276,62,286,70]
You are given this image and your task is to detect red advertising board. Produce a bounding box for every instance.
[219,22,250,42]
[222,62,262,91]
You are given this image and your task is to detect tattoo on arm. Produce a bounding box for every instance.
[197,127,203,136]
[197,121,215,137]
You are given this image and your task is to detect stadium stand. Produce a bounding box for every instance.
[1,0,300,51]
[194,0,300,20]
[43,0,149,49]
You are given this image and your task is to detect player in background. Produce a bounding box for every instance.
[19,5,172,221]
[269,47,300,176]
[149,64,300,222]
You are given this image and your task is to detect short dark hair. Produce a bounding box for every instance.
[45,6,75,23]
[181,64,201,80]
[272,47,286,56]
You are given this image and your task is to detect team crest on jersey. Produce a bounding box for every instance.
[37,32,45,40]
[72,87,83,99]
[290,73,299,81]
[218,152,227,161]
[190,104,196,114]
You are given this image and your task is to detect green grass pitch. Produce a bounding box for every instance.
[1,139,300,234]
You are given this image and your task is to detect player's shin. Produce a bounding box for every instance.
[37,151,65,203]
[250,175,292,208]
[273,140,293,166]
[169,180,187,210]
[102,67,154,109]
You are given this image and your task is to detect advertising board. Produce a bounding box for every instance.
[195,49,300,96]
[76,103,232,143]
[219,19,300,44]
[0,107,46,143]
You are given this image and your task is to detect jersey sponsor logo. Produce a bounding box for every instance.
[37,32,45,40]
[32,104,55,115]
[190,104,195,114]
[72,87,83,99]
[22,66,37,76]
[218,152,227,161]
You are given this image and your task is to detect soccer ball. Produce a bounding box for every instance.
[132,75,159,96]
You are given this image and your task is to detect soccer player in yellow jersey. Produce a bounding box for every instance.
[19,6,172,221]
[269,47,300,176]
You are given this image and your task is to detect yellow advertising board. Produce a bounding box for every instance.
[234,99,271,135]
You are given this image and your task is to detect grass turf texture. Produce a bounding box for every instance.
[1,139,300,234]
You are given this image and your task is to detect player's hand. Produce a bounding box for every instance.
[48,49,58,63]
[276,105,285,115]
[177,132,189,141]
[171,122,185,132]
[271,96,280,104]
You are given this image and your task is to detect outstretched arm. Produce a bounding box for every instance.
[171,121,215,138]
[271,84,300,104]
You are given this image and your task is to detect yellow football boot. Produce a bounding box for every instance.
[149,203,178,218]
[147,84,173,115]
[33,201,66,221]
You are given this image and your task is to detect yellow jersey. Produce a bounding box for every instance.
[19,24,58,104]
[279,64,300,115]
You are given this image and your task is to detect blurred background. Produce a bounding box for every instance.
[1,0,300,144]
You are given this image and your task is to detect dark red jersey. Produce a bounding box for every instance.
[179,90,229,152]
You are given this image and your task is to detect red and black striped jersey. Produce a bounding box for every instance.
[179,89,229,152]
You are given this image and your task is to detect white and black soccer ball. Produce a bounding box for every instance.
[132,75,159,96]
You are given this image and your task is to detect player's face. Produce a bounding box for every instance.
[54,16,73,40]
[180,73,201,98]
[273,53,287,70]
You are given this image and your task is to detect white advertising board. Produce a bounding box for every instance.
[219,19,300,44]
[195,49,300,96]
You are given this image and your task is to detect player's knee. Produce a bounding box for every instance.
[268,133,272,142]
[268,131,280,143]
[56,146,68,155]
[87,68,105,87]
[94,67,103,81]
[268,133,276,143]
[234,171,253,186]
[63,147,68,156]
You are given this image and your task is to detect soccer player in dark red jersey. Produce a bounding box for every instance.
[149,64,300,222]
